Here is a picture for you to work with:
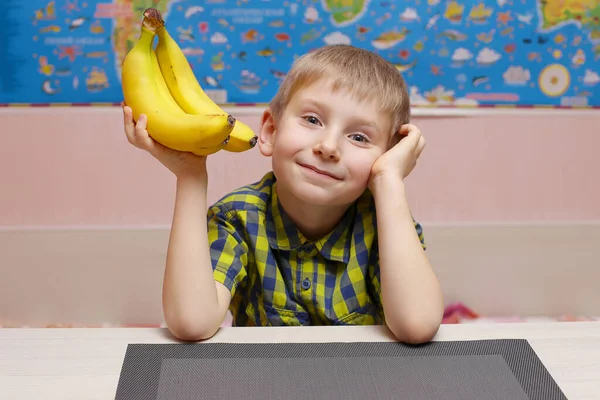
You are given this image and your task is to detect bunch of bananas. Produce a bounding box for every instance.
[121,8,257,156]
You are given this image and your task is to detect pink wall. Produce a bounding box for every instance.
[0,107,598,227]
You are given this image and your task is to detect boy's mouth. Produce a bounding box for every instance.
[298,163,342,180]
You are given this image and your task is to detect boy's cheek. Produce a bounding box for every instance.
[353,159,379,182]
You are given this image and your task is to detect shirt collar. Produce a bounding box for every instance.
[266,177,373,263]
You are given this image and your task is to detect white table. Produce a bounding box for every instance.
[1,322,599,400]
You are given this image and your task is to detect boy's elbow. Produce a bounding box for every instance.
[166,315,222,342]
[170,324,220,342]
[388,318,441,345]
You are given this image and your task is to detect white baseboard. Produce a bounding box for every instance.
[1,224,598,326]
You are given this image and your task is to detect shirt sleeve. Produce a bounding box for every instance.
[206,204,249,298]
[368,219,426,314]
[414,219,426,251]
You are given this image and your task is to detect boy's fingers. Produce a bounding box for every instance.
[123,106,133,126]
[136,115,157,152]
[399,124,419,136]
[134,114,148,139]
[123,106,136,143]
[415,135,426,158]
[398,125,421,147]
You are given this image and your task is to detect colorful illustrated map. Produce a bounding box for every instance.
[1,0,599,108]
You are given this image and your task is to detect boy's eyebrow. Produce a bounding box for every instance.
[301,99,380,132]
[300,98,330,113]
[348,116,380,132]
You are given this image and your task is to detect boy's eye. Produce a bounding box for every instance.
[303,115,321,125]
[350,133,369,143]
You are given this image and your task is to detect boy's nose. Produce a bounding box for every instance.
[313,137,340,160]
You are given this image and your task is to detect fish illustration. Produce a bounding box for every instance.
[270,69,286,80]
[55,66,72,76]
[68,16,89,30]
[178,26,195,42]
[394,60,418,72]
[476,30,495,44]
[372,28,410,50]
[516,13,533,25]
[301,28,320,44]
[203,76,220,88]
[436,29,467,41]
[236,51,247,61]
[472,76,489,86]
[242,29,259,44]
[39,25,61,33]
[425,14,440,30]
[275,33,290,42]
[85,51,108,58]
[182,47,204,56]
[356,26,371,35]
[503,43,516,53]
[257,46,283,57]
[185,6,204,18]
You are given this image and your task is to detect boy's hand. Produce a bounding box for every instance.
[122,102,208,180]
[369,124,426,190]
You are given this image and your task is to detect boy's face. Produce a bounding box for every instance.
[259,78,394,208]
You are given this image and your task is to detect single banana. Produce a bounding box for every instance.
[223,120,258,152]
[150,46,181,111]
[152,8,257,153]
[121,10,235,151]
[154,12,223,116]
[193,137,229,156]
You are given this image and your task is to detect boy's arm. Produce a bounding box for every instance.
[162,175,231,341]
[120,105,231,341]
[369,125,443,344]
[372,178,444,344]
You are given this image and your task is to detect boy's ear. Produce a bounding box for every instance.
[258,108,276,157]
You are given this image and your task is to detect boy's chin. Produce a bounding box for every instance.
[291,183,364,208]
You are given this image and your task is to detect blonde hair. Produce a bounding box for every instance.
[270,45,410,141]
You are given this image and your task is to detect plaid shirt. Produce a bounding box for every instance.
[207,172,426,327]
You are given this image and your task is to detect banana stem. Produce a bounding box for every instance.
[142,8,165,32]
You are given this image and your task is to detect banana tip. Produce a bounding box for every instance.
[227,115,236,127]
[249,136,258,148]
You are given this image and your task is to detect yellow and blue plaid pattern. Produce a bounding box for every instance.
[207,172,426,326]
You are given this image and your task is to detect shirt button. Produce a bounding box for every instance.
[301,278,311,290]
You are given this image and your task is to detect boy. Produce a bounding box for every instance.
[122,44,444,344]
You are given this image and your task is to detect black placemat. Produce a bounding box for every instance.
[115,339,567,399]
